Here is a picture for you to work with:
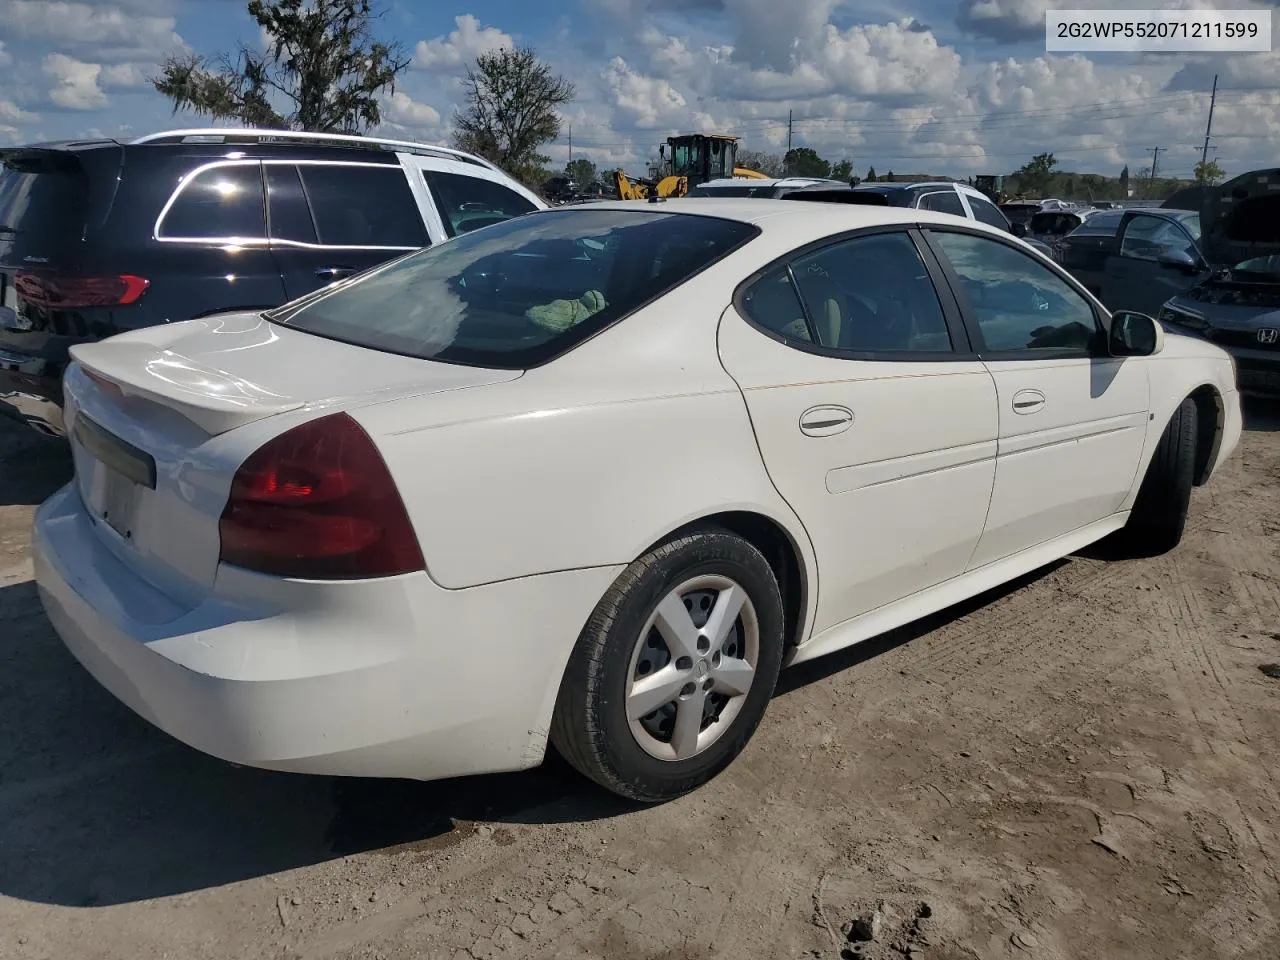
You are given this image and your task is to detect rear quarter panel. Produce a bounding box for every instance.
[349,252,819,607]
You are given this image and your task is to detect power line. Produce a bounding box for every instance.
[558,87,1279,147]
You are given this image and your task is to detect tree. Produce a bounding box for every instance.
[565,157,597,187]
[1194,158,1224,185]
[885,170,894,182]
[866,166,877,182]
[152,1,408,133]
[830,158,853,181]
[1017,152,1058,196]
[453,47,574,186]
[738,149,785,177]
[1119,164,1130,197]
[783,147,830,178]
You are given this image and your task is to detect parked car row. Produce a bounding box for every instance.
[1048,170,1280,397]
[692,176,1058,258]
[0,128,545,435]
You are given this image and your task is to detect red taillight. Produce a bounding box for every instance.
[217,413,425,579]
[15,272,149,308]
[80,367,123,396]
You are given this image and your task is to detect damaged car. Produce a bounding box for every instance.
[1098,168,1280,397]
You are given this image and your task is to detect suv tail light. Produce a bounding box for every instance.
[218,413,425,579]
[15,273,150,308]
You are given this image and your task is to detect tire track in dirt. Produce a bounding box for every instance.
[1160,555,1280,886]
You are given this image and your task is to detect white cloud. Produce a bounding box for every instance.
[43,53,109,110]
[377,90,446,142]
[0,40,11,68]
[0,99,40,125]
[413,14,514,72]
[956,0,1052,43]
[603,57,693,130]
[0,1,187,62]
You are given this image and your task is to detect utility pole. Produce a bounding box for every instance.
[785,110,793,175]
[1147,145,1163,183]
[568,124,572,164]
[1200,73,1218,168]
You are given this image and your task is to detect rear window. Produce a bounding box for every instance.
[1070,210,1125,236]
[0,154,89,259]
[268,208,758,368]
[1000,204,1038,224]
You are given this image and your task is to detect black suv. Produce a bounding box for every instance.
[0,128,544,436]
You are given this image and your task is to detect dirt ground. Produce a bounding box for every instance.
[1,401,1278,960]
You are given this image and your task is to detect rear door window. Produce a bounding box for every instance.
[157,163,266,241]
[741,232,953,354]
[918,191,966,217]
[424,171,539,237]
[0,155,89,260]
[297,164,427,248]
[269,208,757,368]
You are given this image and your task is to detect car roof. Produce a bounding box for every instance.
[696,177,840,189]
[853,181,958,192]
[575,197,1011,238]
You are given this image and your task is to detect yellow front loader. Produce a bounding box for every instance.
[614,133,768,201]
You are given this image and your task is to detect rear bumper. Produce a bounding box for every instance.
[34,483,621,780]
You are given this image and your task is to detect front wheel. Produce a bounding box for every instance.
[1124,397,1198,554]
[550,529,786,802]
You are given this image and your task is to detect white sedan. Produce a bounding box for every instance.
[33,200,1242,802]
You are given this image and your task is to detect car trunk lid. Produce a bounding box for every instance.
[68,310,521,435]
[63,311,522,597]
[1200,168,1280,275]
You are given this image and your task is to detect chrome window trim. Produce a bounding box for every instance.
[130,127,502,172]
[153,159,265,242]
[153,158,427,250]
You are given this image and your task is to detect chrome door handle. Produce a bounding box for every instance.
[1012,389,1046,414]
[799,405,854,437]
[315,265,356,280]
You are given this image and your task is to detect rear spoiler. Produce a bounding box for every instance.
[1,142,125,233]
[0,147,89,174]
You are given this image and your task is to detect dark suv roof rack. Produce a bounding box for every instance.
[128,128,497,170]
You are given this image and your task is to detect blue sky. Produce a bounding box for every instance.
[1,0,1278,179]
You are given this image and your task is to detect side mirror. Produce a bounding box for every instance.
[1010,222,1028,238]
[1156,247,1200,272]
[1109,310,1164,357]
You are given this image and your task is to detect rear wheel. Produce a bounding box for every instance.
[1124,397,1198,554]
[551,529,785,802]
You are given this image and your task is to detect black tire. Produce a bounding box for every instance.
[1124,397,1198,554]
[550,528,786,803]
